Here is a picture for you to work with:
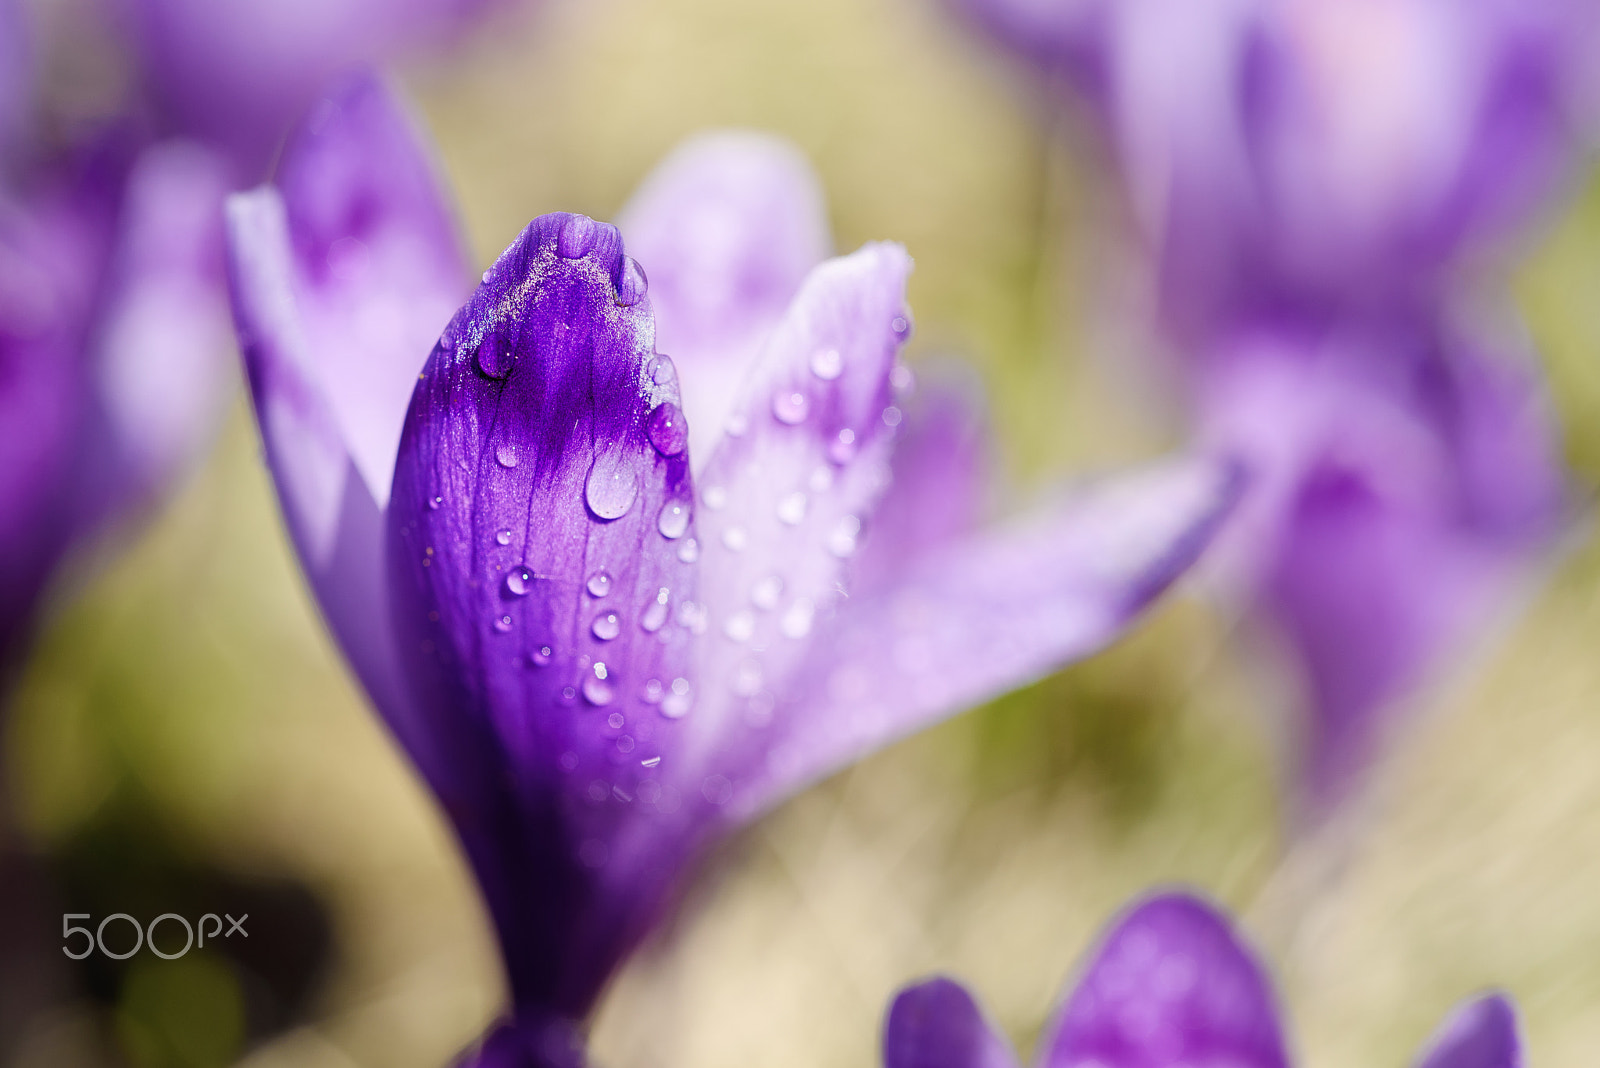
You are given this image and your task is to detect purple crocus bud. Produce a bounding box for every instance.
[1196,316,1563,809]
[227,80,1242,1061]
[884,891,1527,1068]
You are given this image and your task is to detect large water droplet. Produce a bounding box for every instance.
[496,444,519,468]
[582,676,614,706]
[829,428,857,465]
[647,402,688,457]
[615,256,648,307]
[721,526,747,552]
[496,528,513,546]
[776,492,807,526]
[558,214,600,258]
[475,335,515,379]
[586,571,612,597]
[658,499,691,540]
[592,612,621,641]
[780,599,815,639]
[809,347,843,380]
[585,451,639,519]
[641,587,670,632]
[648,354,678,386]
[504,567,534,597]
[723,610,755,642]
[828,515,861,557]
[751,575,783,610]
[660,677,692,718]
[772,390,809,425]
[677,538,700,563]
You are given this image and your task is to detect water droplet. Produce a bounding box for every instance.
[723,610,755,642]
[593,662,608,680]
[772,390,809,425]
[828,515,861,557]
[429,495,443,510]
[616,735,635,754]
[496,444,519,468]
[890,363,915,393]
[533,645,554,666]
[776,492,807,526]
[606,711,624,729]
[751,575,783,610]
[725,412,749,437]
[702,486,727,510]
[475,335,515,379]
[882,406,903,428]
[809,466,834,493]
[891,314,912,341]
[583,677,614,706]
[558,214,600,258]
[702,775,732,805]
[615,256,648,306]
[482,269,493,284]
[649,354,678,386]
[780,598,815,639]
[641,587,670,632]
[677,538,700,563]
[493,614,514,633]
[721,526,747,552]
[809,347,843,380]
[585,451,639,520]
[658,499,691,539]
[441,334,455,351]
[661,677,692,718]
[504,567,534,596]
[592,612,621,641]
[647,402,688,456]
[586,571,612,597]
[496,528,513,546]
[829,428,857,464]
[642,679,664,703]
[641,756,661,768]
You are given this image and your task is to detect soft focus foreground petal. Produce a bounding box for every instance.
[457,1015,586,1068]
[1041,891,1290,1068]
[117,0,499,175]
[680,242,911,779]
[947,0,1108,94]
[388,213,698,1016]
[617,130,830,465]
[0,0,30,155]
[735,454,1240,819]
[1414,993,1523,1068]
[90,140,233,516]
[884,977,1021,1068]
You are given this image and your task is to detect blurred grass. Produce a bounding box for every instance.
[6,0,1600,1065]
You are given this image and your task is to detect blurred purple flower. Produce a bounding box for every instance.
[885,890,1524,1068]
[225,77,1241,1062]
[0,7,233,670]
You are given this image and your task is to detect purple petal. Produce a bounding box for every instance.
[387,212,700,1016]
[0,0,30,154]
[683,241,912,781]
[455,1015,587,1068]
[884,977,1021,1068]
[1040,891,1289,1068]
[734,454,1240,818]
[617,130,830,464]
[1414,993,1523,1068]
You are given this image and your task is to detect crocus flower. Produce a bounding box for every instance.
[885,890,1525,1068]
[0,5,233,672]
[225,74,1241,1063]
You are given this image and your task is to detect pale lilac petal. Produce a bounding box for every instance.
[1414,993,1523,1068]
[1040,891,1289,1068]
[884,977,1021,1068]
[683,242,912,774]
[387,212,700,1015]
[617,130,830,464]
[734,454,1240,818]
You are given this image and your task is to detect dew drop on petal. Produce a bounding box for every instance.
[496,528,513,546]
[642,679,664,703]
[772,390,809,425]
[828,515,861,558]
[429,495,443,510]
[677,600,708,634]
[647,402,688,456]
[702,485,727,511]
[829,428,857,465]
[723,610,755,642]
[891,314,912,342]
[658,499,691,539]
[677,538,700,564]
[504,567,534,597]
[482,269,492,284]
[641,587,671,633]
[586,570,612,598]
[585,451,639,520]
[583,676,614,706]
[751,575,783,610]
[809,347,843,380]
[593,661,608,680]
[493,614,514,633]
[533,645,554,666]
[615,256,648,307]
[558,213,600,258]
[475,335,515,379]
[496,444,518,468]
[776,491,807,526]
[649,354,678,386]
[607,711,624,729]
[592,612,621,641]
[780,598,815,639]
[721,526,747,552]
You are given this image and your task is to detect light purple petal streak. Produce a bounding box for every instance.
[1414,993,1523,1068]
[884,977,1021,1068]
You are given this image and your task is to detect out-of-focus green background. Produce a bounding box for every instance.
[9,0,1600,1065]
